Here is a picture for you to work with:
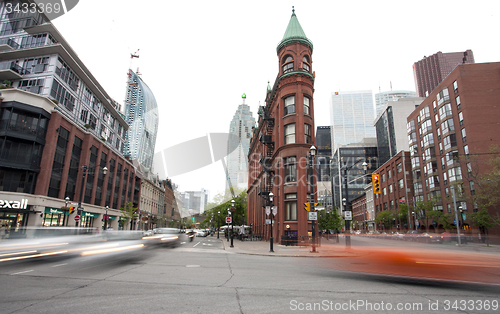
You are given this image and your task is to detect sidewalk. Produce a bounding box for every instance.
[218,235,359,257]
[216,235,500,257]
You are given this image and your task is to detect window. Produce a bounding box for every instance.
[302,56,310,72]
[388,184,393,194]
[285,194,297,220]
[282,55,294,74]
[461,128,467,143]
[448,167,462,182]
[397,163,402,173]
[304,96,310,115]
[459,112,464,126]
[398,179,404,189]
[464,145,469,156]
[304,124,311,144]
[453,80,458,94]
[284,96,295,115]
[89,114,97,130]
[80,109,88,123]
[456,95,461,110]
[437,87,450,105]
[284,123,295,144]
[83,87,92,104]
[284,157,296,183]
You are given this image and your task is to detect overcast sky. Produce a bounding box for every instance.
[52,0,500,200]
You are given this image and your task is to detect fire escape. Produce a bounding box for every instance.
[258,105,275,206]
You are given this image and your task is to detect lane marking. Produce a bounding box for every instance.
[11,270,33,275]
[52,263,68,267]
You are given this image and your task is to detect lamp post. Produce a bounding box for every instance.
[269,192,274,253]
[342,159,367,248]
[64,196,70,226]
[76,165,107,227]
[103,205,109,230]
[230,199,235,248]
[309,145,317,253]
[217,211,220,239]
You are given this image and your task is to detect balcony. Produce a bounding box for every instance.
[0,38,19,51]
[0,62,23,80]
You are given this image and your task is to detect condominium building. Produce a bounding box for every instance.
[407,62,500,237]
[374,90,416,116]
[412,50,474,98]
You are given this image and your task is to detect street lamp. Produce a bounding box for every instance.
[342,159,367,249]
[217,211,220,239]
[76,165,107,227]
[309,145,317,253]
[269,191,274,253]
[230,199,236,248]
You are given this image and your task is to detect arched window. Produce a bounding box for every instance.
[302,56,310,72]
[282,55,294,74]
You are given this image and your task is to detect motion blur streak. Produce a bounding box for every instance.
[0,250,37,257]
[0,250,68,262]
[161,236,178,241]
[319,246,500,285]
[80,244,144,256]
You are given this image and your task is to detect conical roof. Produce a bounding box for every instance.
[277,7,313,53]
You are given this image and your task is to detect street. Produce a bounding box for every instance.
[0,235,499,314]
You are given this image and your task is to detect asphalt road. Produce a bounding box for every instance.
[1,235,499,314]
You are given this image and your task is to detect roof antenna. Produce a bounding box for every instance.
[292,6,295,14]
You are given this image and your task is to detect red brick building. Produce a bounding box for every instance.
[247,9,316,242]
[372,151,414,232]
[407,62,500,240]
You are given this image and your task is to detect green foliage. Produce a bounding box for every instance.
[318,208,342,232]
[469,207,499,230]
[375,210,395,229]
[201,192,248,228]
[120,202,138,224]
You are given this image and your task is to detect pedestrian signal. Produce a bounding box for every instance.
[372,174,381,194]
[304,203,311,211]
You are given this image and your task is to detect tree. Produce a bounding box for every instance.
[413,196,439,232]
[318,208,342,233]
[120,201,138,230]
[375,210,394,230]
[469,206,500,246]
[397,204,409,230]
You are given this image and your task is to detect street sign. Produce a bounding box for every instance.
[265,219,274,225]
[226,217,232,224]
[344,211,352,220]
[74,215,80,222]
[265,206,271,216]
[272,206,277,216]
[308,212,318,221]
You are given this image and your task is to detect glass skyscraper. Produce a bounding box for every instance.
[226,94,256,193]
[330,90,376,152]
[124,70,158,169]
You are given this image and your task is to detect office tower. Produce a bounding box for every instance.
[330,90,376,152]
[375,90,417,116]
[374,97,424,165]
[407,62,500,238]
[226,94,256,193]
[331,139,378,211]
[247,8,315,241]
[123,69,158,169]
[413,50,474,97]
[315,126,333,209]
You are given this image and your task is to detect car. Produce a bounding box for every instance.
[417,233,443,243]
[196,230,208,237]
[143,228,181,248]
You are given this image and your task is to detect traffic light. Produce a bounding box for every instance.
[304,202,311,211]
[69,206,75,214]
[372,174,381,194]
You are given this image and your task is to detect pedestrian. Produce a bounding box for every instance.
[0,225,6,241]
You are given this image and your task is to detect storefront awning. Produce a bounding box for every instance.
[44,207,68,215]
[82,212,99,218]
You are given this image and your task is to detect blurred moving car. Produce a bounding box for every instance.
[416,233,443,243]
[143,228,181,248]
[196,229,208,237]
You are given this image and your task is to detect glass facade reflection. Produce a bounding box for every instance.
[124,70,159,169]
